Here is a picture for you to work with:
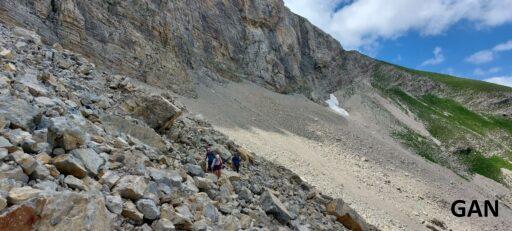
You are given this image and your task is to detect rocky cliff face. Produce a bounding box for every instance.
[0,0,373,99]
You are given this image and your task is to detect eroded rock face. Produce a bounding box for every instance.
[0,0,369,98]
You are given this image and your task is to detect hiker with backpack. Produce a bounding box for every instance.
[232,153,241,173]
[212,154,223,178]
[205,146,215,172]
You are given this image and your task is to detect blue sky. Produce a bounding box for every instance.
[283,0,512,87]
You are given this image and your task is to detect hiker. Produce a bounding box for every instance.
[232,153,241,173]
[212,154,223,179]
[205,146,215,172]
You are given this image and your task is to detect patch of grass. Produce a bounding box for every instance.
[461,152,512,182]
[392,129,441,163]
[384,88,511,139]
[490,116,512,134]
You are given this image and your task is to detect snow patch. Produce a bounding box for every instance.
[326,94,349,117]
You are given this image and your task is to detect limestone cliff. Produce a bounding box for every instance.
[0,0,373,99]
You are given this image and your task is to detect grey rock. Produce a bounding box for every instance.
[136,198,160,220]
[175,205,194,222]
[0,148,8,160]
[203,203,219,222]
[122,94,182,131]
[193,176,212,190]
[152,218,175,231]
[149,168,182,187]
[0,136,12,149]
[260,190,292,224]
[219,215,241,231]
[10,151,37,175]
[30,161,51,180]
[52,154,87,178]
[0,166,29,183]
[99,170,120,189]
[113,175,147,200]
[238,186,253,203]
[47,116,88,151]
[105,195,123,214]
[187,164,204,177]
[181,176,199,195]
[70,148,103,176]
[64,175,87,190]
[0,96,39,130]
[33,180,58,191]
[7,186,42,204]
[100,115,167,152]
[12,26,42,44]
[122,200,144,223]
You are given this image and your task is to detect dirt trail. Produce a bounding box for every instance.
[181,80,512,230]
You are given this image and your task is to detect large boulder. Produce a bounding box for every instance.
[0,191,111,230]
[136,199,160,220]
[121,200,144,222]
[47,115,88,151]
[326,198,376,231]
[100,115,167,151]
[113,175,147,200]
[121,94,182,131]
[70,148,104,176]
[10,151,38,175]
[187,164,204,177]
[52,154,87,178]
[148,168,182,187]
[0,96,39,130]
[7,187,43,204]
[260,190,292,224]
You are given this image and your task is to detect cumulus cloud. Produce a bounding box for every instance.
[484,76,512,87]
[465,40,512,64]
[284,0,512,53]
[420,47,445,66]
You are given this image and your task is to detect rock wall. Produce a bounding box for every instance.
[0,0,373,99]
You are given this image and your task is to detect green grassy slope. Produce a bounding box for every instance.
[372,64,512,183]
[401,68,512,93]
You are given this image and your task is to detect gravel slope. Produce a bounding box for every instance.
[181,79,512,230]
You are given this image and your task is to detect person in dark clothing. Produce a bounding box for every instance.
[205,146,215,172]
[232,153,241,173]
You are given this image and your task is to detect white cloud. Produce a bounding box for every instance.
[493,40,512,51]
[420,47,444,66]
[473,67,501,76]
[284,0,512,53]
[465,40,512,64]
[484,76,512,87]
[465,50,494,64]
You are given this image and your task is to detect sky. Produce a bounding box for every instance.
[283,0,512,87]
